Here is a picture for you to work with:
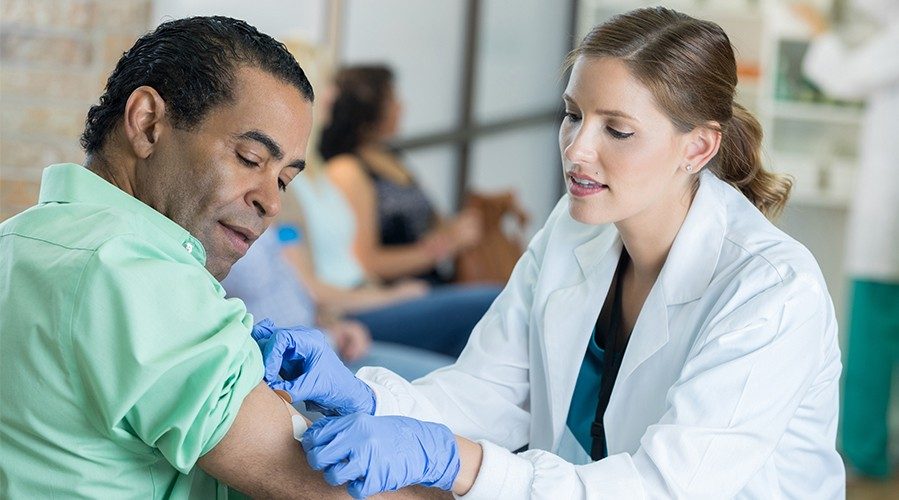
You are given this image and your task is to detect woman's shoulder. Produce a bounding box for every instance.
[720,189,822,287]
[325,153,366,175]
[325,154,374,189]
[704,185,831,323]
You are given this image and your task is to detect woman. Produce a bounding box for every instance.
[285,169,501,358]
[320,65,483,284]
[261,8,845,498]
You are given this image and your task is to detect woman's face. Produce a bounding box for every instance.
[375,84,402,140]
[559,56,693,226]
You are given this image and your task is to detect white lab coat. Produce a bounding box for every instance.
[802,11,899,281]
[358,171,845,499]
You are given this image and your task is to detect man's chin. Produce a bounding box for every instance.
[207,257,237,282]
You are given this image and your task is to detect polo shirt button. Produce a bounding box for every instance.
[184,242,193,254]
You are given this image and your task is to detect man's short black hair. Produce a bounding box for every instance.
[81,16,314,154]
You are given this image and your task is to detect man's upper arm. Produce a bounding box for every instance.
[198,382,346,499]
[200,383,453,499]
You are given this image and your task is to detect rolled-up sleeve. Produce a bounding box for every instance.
[68,235,264,473]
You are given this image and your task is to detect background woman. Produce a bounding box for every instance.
[283,165,500,358]
[320,65,483,285]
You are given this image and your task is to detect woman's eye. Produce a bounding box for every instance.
[278,179,287,192]
[606,126,634,140]
[563,111,581,122]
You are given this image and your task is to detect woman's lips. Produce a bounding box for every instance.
[567,173,608,197]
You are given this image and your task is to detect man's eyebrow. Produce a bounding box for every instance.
[236,130,305,170]
[236,130,284,160]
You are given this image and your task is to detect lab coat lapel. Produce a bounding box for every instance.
[614,170,727,386]
[541,227,621,449]
[615,282,669,383]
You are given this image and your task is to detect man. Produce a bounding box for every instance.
[0,16,439,499]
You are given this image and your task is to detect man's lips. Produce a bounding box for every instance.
[219,222,258,255]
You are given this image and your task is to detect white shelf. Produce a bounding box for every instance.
[788,191,851,209]
[772,101,864,125]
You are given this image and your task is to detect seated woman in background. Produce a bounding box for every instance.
[221,225,455,381]
[284,172,500,358]
[320,65,482,285]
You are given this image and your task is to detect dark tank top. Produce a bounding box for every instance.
[356,155,447,283]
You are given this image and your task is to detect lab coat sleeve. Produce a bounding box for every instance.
[456,269,833,499]
[802,25,899,99]
[357,198,568,451]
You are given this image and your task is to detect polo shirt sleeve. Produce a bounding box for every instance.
[67,234,264,473]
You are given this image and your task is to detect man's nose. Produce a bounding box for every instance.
[248,178,281,218]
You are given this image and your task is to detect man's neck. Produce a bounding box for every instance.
[85,152,136,196]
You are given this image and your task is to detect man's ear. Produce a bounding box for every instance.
[682,122,722,173]
[123,86,168,159]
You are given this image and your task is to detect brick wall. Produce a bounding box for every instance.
[0,0,152,220]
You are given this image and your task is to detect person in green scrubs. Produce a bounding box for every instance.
[0,16,346,499]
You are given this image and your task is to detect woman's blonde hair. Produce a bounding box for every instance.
[566,7,792,218]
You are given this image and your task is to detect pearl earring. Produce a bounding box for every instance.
[685,164,693,172]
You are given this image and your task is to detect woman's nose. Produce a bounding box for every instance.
[563,126,597,165]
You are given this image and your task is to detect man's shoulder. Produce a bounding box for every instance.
[1,201,142,253]
[2,201,206,294]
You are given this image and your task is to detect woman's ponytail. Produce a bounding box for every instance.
[713,103,793,219]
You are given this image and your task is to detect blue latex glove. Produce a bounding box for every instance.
[251,318,375,416]
[302,413,460,499]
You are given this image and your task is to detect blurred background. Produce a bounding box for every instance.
[0,0,895,497]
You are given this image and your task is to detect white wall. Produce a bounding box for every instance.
[151,0,327,42]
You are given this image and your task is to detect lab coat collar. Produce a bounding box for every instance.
[543,171,729,449]
[572,170,726,303]
[573,221,620,280]
[659,170,727,306]
[615,171,727,385]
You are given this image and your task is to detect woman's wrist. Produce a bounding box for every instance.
[451,435,483,496]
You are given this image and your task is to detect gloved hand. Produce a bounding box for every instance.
[251,318,375,416]
[302,413,460,499]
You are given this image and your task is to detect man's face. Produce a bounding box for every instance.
[136,66,313,280]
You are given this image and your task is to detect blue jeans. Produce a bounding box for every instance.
[350,284,501,358]
[346,342,455,381]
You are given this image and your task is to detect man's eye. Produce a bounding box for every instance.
[278,179,287,192]
[237,153,259,167]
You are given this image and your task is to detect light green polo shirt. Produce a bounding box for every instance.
[0,164,263,498]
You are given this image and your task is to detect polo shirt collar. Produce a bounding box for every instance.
[38,163,207,265]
